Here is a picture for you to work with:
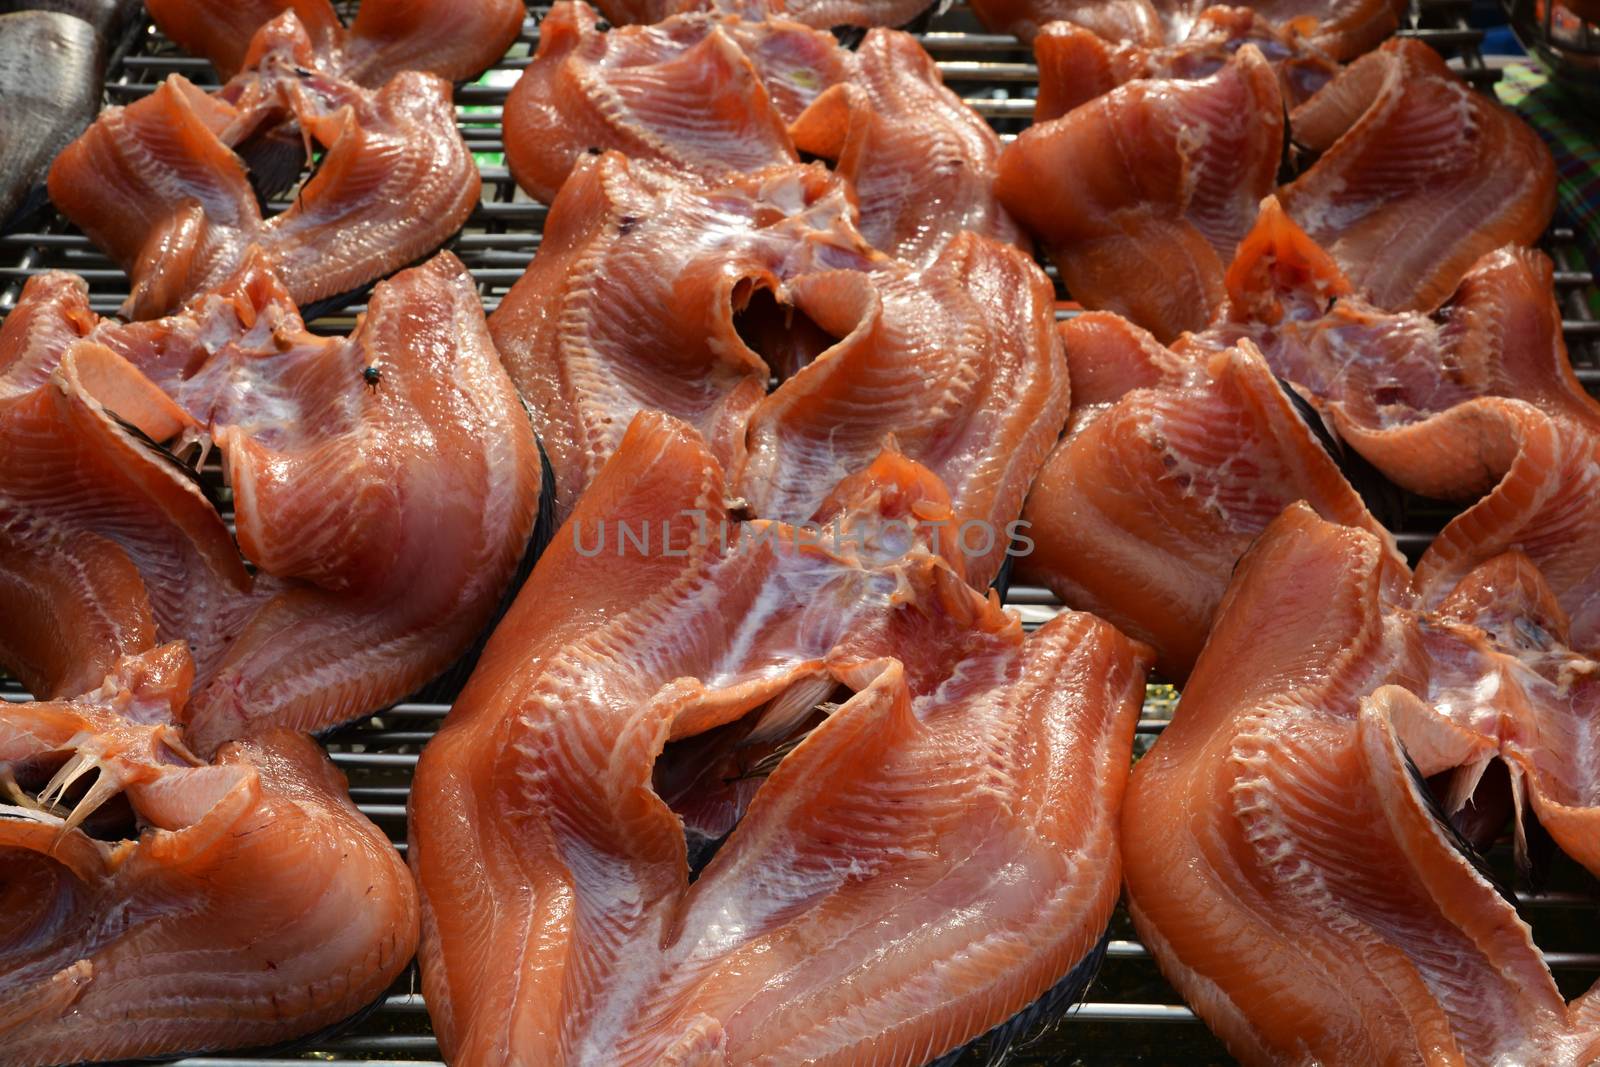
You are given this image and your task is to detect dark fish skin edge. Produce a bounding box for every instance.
[1403,749,1520,909]
[0,11,103,226]
[930,929,1115,1067]
[1274,375,1408,533]
[94,984,394,1067]
[104,410,226,514]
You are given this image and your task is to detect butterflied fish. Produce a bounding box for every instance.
[734,229,1068,589]
[145,0,339,79]
[504,2,1006,264]
[766,0,935,27]
[970,0,1403,56]
[1219,0,1405,57]
[144,0,523,84]
[490,151,1064,589]
[488,153,878,522]
[0,292,252,698]
[1017,313,1392,680]
[114,253,544,751]
[410,410,1152,1065]
[1280,38,1556,314]
[969,0,1164,43]
[0,648,418,1067]
[1185,197,1600,653]
[504,2,831,203]
[1123,502,1600,1065]
[1023,193,1600,676]
[789,27,1023,266]
[1031,10,1340,121]
[997,44,1284,342]
[49,11,479,319]
[0,252,543,752]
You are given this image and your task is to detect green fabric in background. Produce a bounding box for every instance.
[1498,61,1600,314]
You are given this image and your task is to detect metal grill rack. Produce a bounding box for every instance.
[2,2,1598,1064]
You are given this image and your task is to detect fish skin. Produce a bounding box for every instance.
[48,11,479,320]
[788,28,1024,267]
[0,252,542,752]
[0,12,102,227]
[144,0,522,84]
[1280,39,1556,314]
[100,252,544,753]
[0,0,141,39]
[0,271,96,400]
[1123,503,1600,1065]
[996,45,1285,343]
[505,3,1006,265]
[1031,11,1340,122]
[1016,314,1393,680]
[0,656,418,1067]
[411,410,1151,1065]
[488,152,879,522]
[970,0,1402,55]
[503,1,836,203]
[734,230,1069,590]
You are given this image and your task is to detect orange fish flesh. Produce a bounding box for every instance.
[49,12,479,319]
[410,410,1152,1065]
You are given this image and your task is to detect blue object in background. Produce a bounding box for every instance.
[1468,0,1528,51]
[1483,23,1527,52]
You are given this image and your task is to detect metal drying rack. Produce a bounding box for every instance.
[1,2,1598,1064]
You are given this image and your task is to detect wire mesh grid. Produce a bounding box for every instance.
[2,1,1598,1063]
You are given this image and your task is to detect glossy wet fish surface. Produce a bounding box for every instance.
[7,1,1600,1064]
[1123,505,1600,1065]
[410,412,1153,1066]
[504,1,1018,264]
[0,254,454,1058]
[49,10,481,320]
[144,0,524,83]
[999,37,1554,339]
